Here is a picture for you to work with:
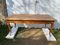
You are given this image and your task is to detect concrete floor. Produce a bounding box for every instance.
[1,28,59,45]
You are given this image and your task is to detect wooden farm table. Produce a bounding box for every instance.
[6,14,55,35]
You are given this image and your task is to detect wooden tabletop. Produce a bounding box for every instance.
[6,14,55,22]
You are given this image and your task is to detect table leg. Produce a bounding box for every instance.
[7,22,11,36]
[45,24,46,28]
[49,22,54,36]
[14,22,16,27]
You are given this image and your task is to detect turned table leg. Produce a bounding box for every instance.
[7,22,11,35]
[14,22,16,27]
[49,22,54,36]
[45,24,46,28]
[7,21,16,36]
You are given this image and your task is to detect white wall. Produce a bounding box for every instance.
[6,0,60,29]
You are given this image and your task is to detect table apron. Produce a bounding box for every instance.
[6,20,54,24]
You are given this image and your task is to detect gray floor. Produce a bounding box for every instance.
[1,28,59,45]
